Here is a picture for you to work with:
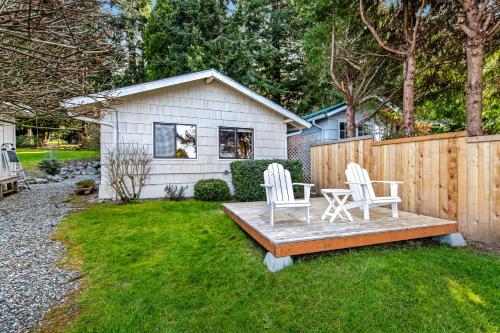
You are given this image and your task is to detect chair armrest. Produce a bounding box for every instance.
[292,183,315,187]
[370,180,403,184]
[345,182,369,185]
[293,183,314,201]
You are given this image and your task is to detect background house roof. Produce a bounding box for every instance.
[63,69,311,129]
[303,102,347,121]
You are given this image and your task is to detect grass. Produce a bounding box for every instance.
[55,200,500,332]
[16,148,99,168]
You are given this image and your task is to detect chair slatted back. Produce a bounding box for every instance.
[345,162,376,202]
[263,163,294,203]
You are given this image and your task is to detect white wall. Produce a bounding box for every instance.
[0,116,16,179]
[99,79,288,199]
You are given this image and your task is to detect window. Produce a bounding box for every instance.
[219,127,253,159]
[339,122,373,138]
[154,123,197,159]
[339,122,346,139]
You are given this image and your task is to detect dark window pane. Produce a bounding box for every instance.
[176,125,197,158]
[155,123,175,157]
[219,128,236,158]
[339,122,346,139]
[237,129,253,159]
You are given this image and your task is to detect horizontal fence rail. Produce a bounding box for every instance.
[311,132,500,245]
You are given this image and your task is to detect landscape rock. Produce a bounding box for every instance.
[34,178,48,184]
[47,159,102,181]
[85,166,97,175]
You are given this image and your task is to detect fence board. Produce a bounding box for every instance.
[491,142,500,243]
[311,133,500,245]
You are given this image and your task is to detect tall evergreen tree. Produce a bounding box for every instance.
[143,0,254,81]
[243,0,306,108]
[110,0,153,86]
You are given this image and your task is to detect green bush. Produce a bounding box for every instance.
[16,135,41,148]
[194,179,230,201]
[230,160,304,202]
[38,159,61,175]
[76,179,96,189]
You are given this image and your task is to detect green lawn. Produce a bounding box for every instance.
[16,148,99,168]
[55,200,500,332]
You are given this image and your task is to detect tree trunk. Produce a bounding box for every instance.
[465,41,484,136]
[346,103,357,138]
[402,54,416,137]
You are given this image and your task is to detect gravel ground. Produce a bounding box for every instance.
[0,177,96,333]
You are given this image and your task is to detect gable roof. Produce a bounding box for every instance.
[62,69,310,128]
[303,102,347,122]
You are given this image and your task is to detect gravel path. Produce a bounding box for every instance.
[0,178,93,332]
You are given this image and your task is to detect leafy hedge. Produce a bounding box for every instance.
[194,179,231,201]
[230,160,303,202]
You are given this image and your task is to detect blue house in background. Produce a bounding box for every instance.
[288,102,380,142]
[287,102,381,183]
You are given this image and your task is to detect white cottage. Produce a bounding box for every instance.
[64,69,310,199]
[0,116,16,179]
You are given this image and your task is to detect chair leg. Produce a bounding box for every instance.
[306,206,310,224]
[392,203,398,218]
[259,204,271,215]
[363,203,370,220]
[270,204,274,226]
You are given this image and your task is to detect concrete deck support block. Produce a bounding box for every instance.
[264,252,293,272]
[434,232,466,247]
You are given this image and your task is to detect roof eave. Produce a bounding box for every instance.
[62,69,311,128]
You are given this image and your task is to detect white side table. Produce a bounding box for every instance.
[321,189,353,222]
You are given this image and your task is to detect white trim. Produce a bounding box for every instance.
[62,69,311,129]
[74,116,113,127]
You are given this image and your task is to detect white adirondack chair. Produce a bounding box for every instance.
[260,163,314,226]
[345,162,402,220]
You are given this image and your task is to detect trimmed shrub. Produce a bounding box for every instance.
[194,179,230,201]
[38,159,61,175]
[230,160,304,202]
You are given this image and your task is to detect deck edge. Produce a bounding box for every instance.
[222,204,276,255]
[274,223,458,257]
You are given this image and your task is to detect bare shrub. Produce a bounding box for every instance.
[105,144,152,203]
[164,184,187,201]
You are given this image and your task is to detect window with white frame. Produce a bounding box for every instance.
[154,123,197,159]
[219,127,253,159]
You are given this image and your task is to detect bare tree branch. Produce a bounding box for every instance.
[359,0,406,57]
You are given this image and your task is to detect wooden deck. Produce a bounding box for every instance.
[223,198,458,257]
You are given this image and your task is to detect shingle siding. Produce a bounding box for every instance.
[0,116,16,178]
[99,80,287,199]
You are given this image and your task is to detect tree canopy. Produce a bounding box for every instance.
[2,0,497,135]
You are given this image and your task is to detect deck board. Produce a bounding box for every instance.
[223,197,458,257]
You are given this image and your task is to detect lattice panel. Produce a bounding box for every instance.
[287,134,319,184]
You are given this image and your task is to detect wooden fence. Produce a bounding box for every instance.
[311,132,500,245]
